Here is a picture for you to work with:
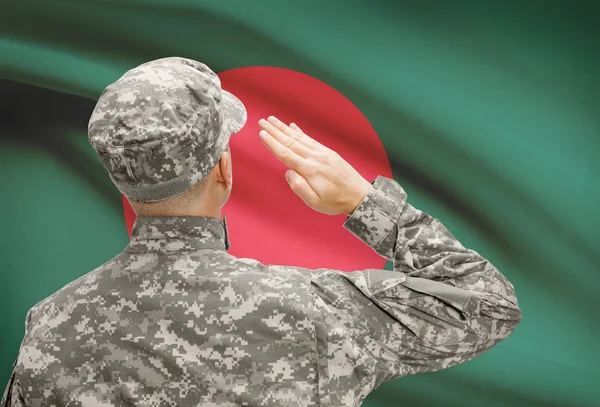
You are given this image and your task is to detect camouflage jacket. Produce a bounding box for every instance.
[2,176,522,407]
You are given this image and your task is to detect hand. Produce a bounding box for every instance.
[258,116,373,216]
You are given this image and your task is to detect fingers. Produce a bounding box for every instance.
[290,123,305,134]
[290,122,326,149]
[266,116,323,151]
[259,118,314,158]
[259,127,308,172]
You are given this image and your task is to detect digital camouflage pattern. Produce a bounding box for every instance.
[2,176,522,407]
[88,57,247,203]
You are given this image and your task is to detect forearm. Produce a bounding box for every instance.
[344,176,520,318]
[309,175,522,383]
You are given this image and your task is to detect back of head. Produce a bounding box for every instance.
[88,57,246,206]
[127,169,211,216]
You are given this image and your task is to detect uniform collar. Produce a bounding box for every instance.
[125,214,230,253]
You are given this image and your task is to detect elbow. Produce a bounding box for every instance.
[508,305,523,337]
[476,305,523,351]
[471,283,523,341]
[500,293,524,337]
[500,306,522,340]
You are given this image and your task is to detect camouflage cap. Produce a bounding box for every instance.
[88,57,247,202]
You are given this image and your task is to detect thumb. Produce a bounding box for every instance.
[285,170,319,204]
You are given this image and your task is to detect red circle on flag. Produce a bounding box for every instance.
[123,66,392,271]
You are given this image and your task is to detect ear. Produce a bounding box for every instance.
[218,147,232,190]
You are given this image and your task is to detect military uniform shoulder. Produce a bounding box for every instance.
[266,263,336,280]
[234,257,300,272]
[228,256,316,280]
[28,252,127,317]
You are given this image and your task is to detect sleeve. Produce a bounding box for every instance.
[308,176,522,404]
[1,311,32,407]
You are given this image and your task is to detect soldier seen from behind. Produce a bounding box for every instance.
[2,57,522,407]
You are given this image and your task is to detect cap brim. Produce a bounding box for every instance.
[221,89,247,135]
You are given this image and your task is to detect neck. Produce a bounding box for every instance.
[132,202,222,219]
[175,208,221,218]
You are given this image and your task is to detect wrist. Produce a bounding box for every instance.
[346,179,373,216]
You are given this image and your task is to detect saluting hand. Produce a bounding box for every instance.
[258,116,373,216]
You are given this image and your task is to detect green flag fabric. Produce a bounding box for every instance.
[1,1,599,406]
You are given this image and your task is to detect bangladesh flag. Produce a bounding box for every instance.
[1,1,598,406]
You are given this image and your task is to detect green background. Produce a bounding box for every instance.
[1,1,598,406]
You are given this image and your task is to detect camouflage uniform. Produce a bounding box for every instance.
[2,57,522,407]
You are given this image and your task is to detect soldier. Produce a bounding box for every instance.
[2,57,522,407]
